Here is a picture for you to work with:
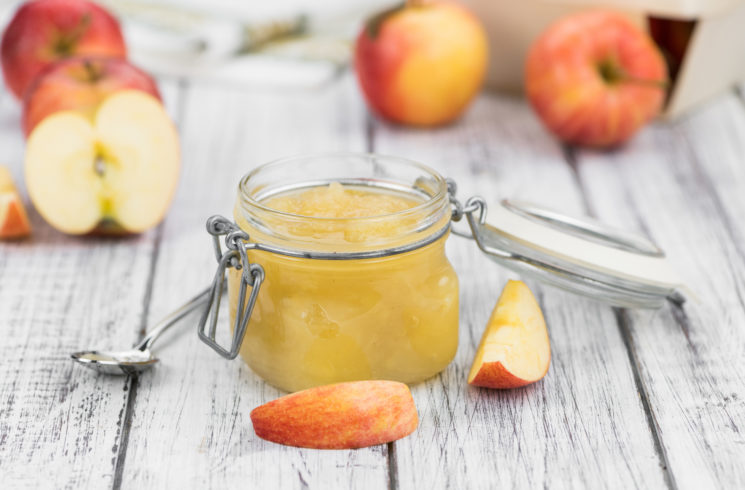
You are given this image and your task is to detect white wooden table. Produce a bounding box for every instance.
[1,70,744,489]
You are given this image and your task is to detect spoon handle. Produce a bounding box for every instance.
[134,287,212,351]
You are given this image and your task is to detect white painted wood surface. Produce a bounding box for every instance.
[572,92,745,489]
[1,70,745,489]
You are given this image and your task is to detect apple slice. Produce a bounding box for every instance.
[0,165,32,239]
[468,280,551,389]
[250,380,418,449]
[25,90,179,235]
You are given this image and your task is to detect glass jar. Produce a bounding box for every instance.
[231,154,456,392]
[199,153,684,392]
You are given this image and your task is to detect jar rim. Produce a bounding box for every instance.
[237,152,449,222]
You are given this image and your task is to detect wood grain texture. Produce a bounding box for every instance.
[0,88,156,487]
[572,92,745,489]
[117,76,391,489]
[372,95,669,489]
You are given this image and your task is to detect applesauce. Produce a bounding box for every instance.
[226,154,458,392]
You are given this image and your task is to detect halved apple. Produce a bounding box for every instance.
[468,280,551,389]
[25,90,179,235]
[0,165,32,239]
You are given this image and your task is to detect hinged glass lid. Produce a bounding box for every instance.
[455,195,685,309]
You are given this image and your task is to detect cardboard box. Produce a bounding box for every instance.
[462,0,745,117]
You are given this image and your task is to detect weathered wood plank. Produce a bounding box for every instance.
[572,92,745,489]
[0,90,156,487]
[373,95,669,489]
[118,76,391,489]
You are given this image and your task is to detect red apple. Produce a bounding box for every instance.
[525,11,668,147]
[355,0,488,126]
[23,57,160,137]
[1,0,126,99]
[0,166,32,239]
[250,380,418,449]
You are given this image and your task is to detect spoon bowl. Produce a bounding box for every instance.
[71,349,159,375]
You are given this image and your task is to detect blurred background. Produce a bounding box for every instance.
[2,0,739,116]
[0,0,393,89]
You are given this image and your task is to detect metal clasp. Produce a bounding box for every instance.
[197,215,265,359]
[447,178,488,241]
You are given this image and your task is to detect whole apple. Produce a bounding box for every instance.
[355,0,488,127]
[525,11,668,148]
[1,0,127,99]
[23,57,160,137]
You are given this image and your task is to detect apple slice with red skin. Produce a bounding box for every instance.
[25,90,179,235]
[468,280,551,389]
[0,166,32,239]
[250,380,418,449]
[1,0,127,99]
[23,57,161,137]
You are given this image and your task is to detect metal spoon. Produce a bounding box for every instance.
[71,287,211,375]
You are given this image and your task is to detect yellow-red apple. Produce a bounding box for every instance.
[23,57,160,137]
[250,380,418,449]
[1,0,126,99]
[468,280,551,389]
[25,90,179,235]
[0,166,32,239]
[355,0,488,126]
[525,11,668,148]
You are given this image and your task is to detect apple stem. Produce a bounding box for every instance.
[83,60,104,83]
[598,60,668,90]
[55,13,92,56]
